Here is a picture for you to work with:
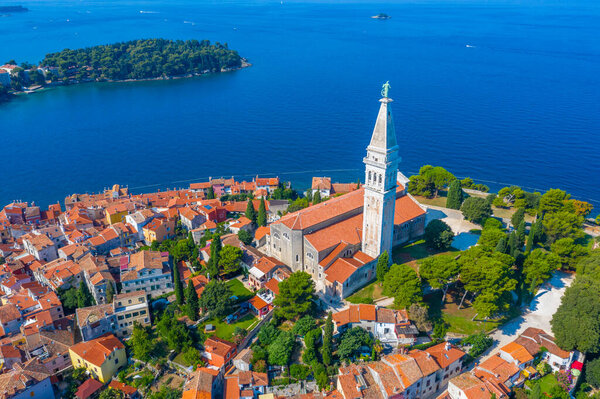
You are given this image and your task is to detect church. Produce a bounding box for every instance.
[267,88,426,300]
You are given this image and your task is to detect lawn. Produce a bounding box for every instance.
[526,374,559,395]
[226,279,254,303]
[172,351,192,367]
[413,193,449,208]
[202,313,258,341]
[346,280,384,304]
[425,290,503,335]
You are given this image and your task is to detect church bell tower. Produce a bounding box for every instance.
[362,82,400,259]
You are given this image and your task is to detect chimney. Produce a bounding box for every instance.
[426,352,431,359]
[445,342,451,351]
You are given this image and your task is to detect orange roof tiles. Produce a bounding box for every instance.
[69,333,124,367]
[248,295,268,311]
[499,342,534,364]
[276,189,364,231]
[305,213,363,252]
[394,195,426,225]
[425,342,466,369]
[254,226,270,241]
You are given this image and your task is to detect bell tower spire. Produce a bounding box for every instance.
[361,83,400,258]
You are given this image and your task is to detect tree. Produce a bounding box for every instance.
[182,347,203,368]
[313,190,322,204]
[58,287,79,314]
[507,231,518,256]
[156,311,193,352]
[237,229,253,245]
[106,282,115,303]
[483,218,503,230]
[409,303,432,332]
[302,328,321,364]
[173,263,184,306]
[407,165,455,198]
[99,388,124,399]
[539,188,570,214]
[185,280,200,321]
[322,312,333,366]
[461,197,492,224]
[462,332,493,358]
[551,238,588,270]
[511,208,526,228]
[206,186,215,200]
[218,245,243,275]
[313,362,329,390]
[383,264,423,309]
[207,235,222,279]
[268,331,295,366]
[525,227,535,253]
[245,199,257,223]
[419,254,459,303]
[585,358,600,388]
[516,220,526,248]
[274,272,315,321]
[77,281,95,308]
[478,228,506,251]
[567,199,594,217]
[257,197,267,227]
[576,250,600,280]
[337,327,372,360]
[424,219,454,250]
[198,281,232,318]
[543,211,584,244]
[130,322,154,361]
[458,248,517,317]
[292,315,317,336]
[551,276,600,353]
[446,179,464,209]
[522,249,560,291]
[232,327,248,345]
[376,251,390,282]
[495,236,508,254]
[290,364,311,381]
[258,322,280,346]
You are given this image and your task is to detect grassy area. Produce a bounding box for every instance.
[425,290,503,335]
[202,313,258,341]
[413,194,449,207]
[226,279,254,303]
[172,351,192,367]
[346,280,384,304]
[526,374,559,394]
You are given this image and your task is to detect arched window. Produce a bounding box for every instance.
[368,171,372,181]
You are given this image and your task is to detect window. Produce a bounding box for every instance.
[295,255,299,262]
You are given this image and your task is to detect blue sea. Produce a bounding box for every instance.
[0,0,599,211]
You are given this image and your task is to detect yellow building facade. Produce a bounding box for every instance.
[69,333,126,382]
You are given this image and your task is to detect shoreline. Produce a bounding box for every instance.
[5,61,251,99]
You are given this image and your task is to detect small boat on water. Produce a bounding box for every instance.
[371,13,391,20]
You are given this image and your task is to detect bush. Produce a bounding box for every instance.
[290,364,311,380]
[424,220,454,250]
[461,332,493,359]
[461,197,492,224]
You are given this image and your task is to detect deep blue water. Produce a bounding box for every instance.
[0,0,599,211]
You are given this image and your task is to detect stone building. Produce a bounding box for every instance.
[267,92,426,300]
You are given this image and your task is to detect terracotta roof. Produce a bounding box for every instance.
[394,195,426,225]
[0,344,21,360]
[449,373,494,399]
[425,342,466,369]
[0,304,21,324]
[305,213,363,252]
[108,380,138,395]
[474,354,520,384]
[264,278,280,295]
[224,376,239,399]
[183,367,214,399]
[237,370,268,386]
[254,256,283,274]
[409,350,441,377]
[204,336,236,358]
[366,361,404,396]
[76,303,114,327]
[254,226,270,241]
[312,177,332,191]
[276,189,364,231]
[499,342,534,364]
[0,358,52,399]
[248,295,268,311]
[69,333,124,367]
[75,378,103,399]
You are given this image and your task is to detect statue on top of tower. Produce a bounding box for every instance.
[381,81,391,98]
